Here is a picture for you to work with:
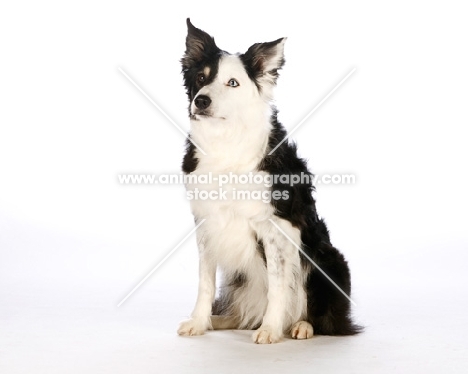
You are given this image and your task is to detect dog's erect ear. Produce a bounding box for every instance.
[241,38,286,89]
[182,18,219,70]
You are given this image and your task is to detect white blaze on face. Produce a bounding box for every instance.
[188,54,274,169]
[191,54,261,121]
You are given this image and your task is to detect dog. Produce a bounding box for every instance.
[177,18,361,344]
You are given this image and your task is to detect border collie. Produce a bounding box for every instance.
[177,19,361,343]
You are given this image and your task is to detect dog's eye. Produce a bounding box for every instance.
[227,78,239,87]
[197,73,206,84]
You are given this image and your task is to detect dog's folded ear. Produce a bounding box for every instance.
[241,38,286,91]
[182,18,220,70]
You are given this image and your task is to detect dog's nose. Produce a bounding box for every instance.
[194,95,211,110]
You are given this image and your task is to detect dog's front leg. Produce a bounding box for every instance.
[253,221,295,344]
[178,232,216,336]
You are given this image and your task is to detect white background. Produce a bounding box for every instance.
[1,1,467,373]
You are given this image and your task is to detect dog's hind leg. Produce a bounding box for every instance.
[291,321,314,339]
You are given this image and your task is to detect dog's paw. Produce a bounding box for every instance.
[177,318,208,336]
[291,321,314,339]
[252,326,282,344]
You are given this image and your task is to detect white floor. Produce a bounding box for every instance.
[2,254,467,373]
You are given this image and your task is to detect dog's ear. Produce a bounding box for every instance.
[241,38,286,90]
[182,18,219,70]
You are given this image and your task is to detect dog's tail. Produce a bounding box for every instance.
[304,240,364,336]
[313,313,363,336]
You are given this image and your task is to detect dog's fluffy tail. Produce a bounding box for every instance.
[313,314,363,336]
[303,240,363,336]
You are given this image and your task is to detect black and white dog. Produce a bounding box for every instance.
[178,19,361,343]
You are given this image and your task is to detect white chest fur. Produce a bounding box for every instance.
[186,149,274,269]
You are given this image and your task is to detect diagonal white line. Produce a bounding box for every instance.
[268,67,356,155]
[118,66,207,155]
[117,219,206,307]
[268,219,357,306]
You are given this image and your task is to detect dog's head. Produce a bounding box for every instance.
[181,19,286,123]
